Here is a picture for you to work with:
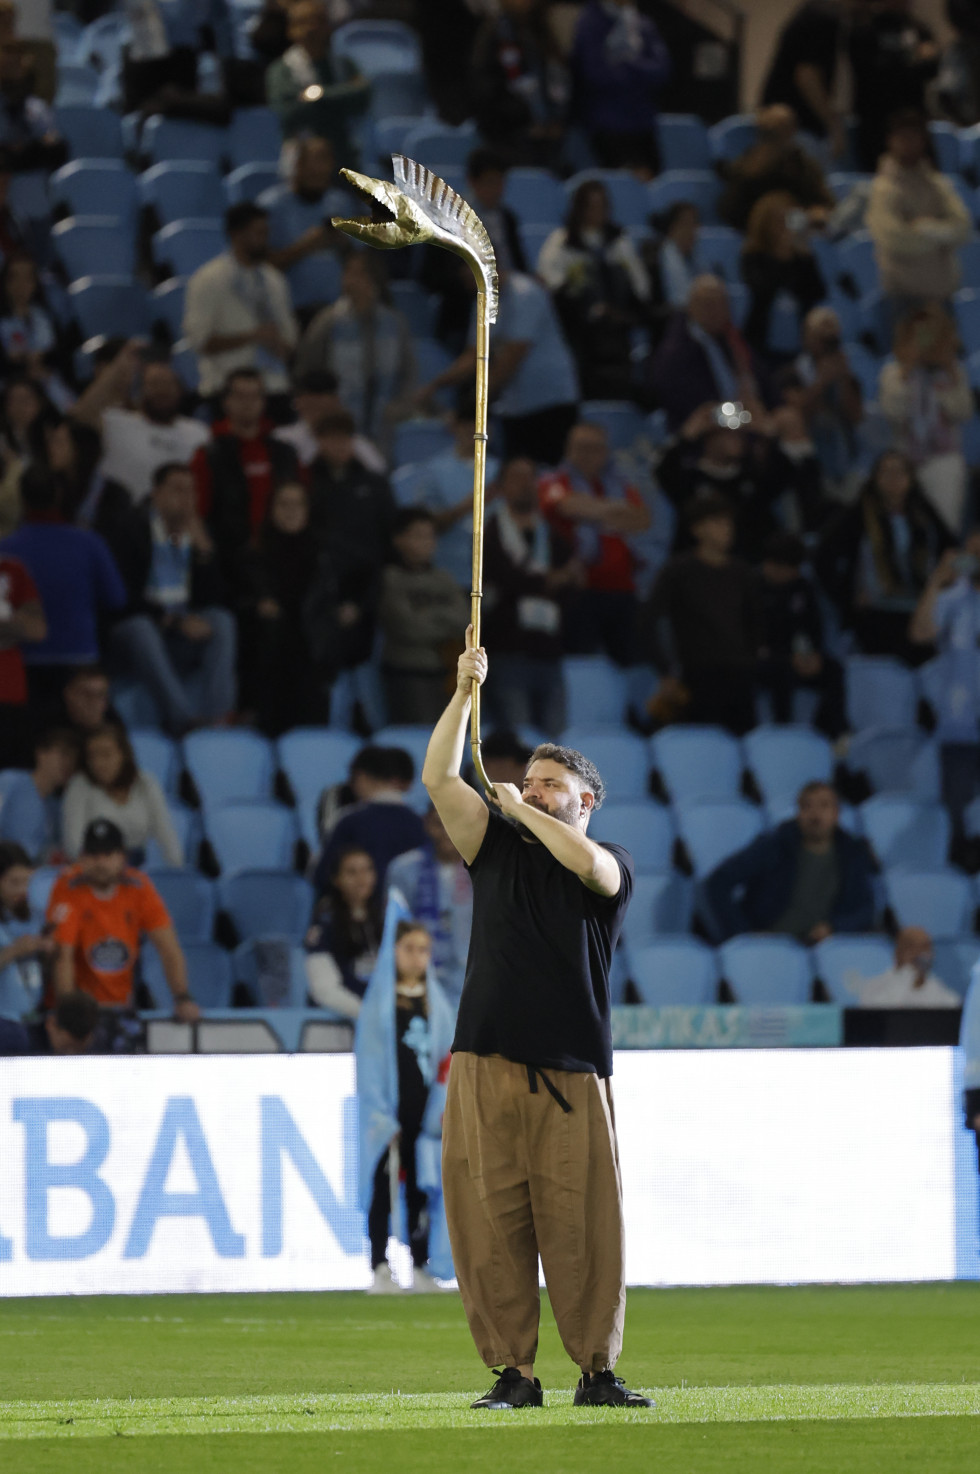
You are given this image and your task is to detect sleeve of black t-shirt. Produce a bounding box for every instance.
[465,807,521,874]
[591,841,634,912]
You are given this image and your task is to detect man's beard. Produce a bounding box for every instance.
[513,795,580,842]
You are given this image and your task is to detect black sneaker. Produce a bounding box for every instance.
[574,1370,654,1408]
[471,1367,543,1410]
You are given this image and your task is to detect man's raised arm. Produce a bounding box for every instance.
[421,625,490,865]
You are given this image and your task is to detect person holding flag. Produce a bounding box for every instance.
[355,895,456,1293]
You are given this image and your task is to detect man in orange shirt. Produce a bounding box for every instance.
[47,819,200,1021]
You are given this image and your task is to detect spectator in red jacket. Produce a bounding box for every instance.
[0,545,45,765]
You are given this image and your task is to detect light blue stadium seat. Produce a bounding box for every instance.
[503,168,566,227]
[579,399,645,451]
[401,120,478,171]
[152,219,224,278]
[55,63,99,106]
[285,252,343,311]
[647,169,720,224]
[150,278,187,341]
[170,341,199,392]
[142,941,233,1010]
[557,729,649,801]
[928,120,963,175]
[955,287,980,354]
[82,12,131,72]
[50,159,137,223]
[143,115,228,169]
[709,113,756,161]
[412,337,454,408]
[390,463,425,508]
[333,19,423,77]
[372,724,430,777]
[52,216,136,279]
[650,725,743,804]
[623,873,693,945]
[842,340,882,402]
[277,728,361,845]
[521,222,555,272]
[834,231,877,298]
[130,728,179,795]
[931,936,980,998]
[228,107,282,168]
[205,802,298,875]
[54,11,85,65]
[826,170,873,201]
[857,288,892,354]
[55,105,124,159]
[233,936,310,1008]
[373,114,422,165]
[588,799,674,874]
[694,225,742,283]
[812,934,895,1004]
[145,867,216,944]
[368,71,430,121]
[140,161,223,225]
[68,276,150,340]
[845,656,918,731]
[145,802,200,869]
[184,730,275,807]
[218,870,314,943]
[656,114,711,171]
[742,726,833,808]
[964,797,980,839]
[675,800,763,878]
[960,238,980,290]
[28,866,59,916]
[224,162,281,205]
[845,727,940,800]
[859,795,950,870]
[390,280,437,336]
[718,935,813,1005]
[628,936,718,1006]
[393,418,453,467]
[885,869,974,937]
[767,294,803,355]
[565,168,653,228]
[561,655,628,727]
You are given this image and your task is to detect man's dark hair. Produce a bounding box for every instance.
[52,990,99,1043]
[18,463,58,514]
[654,199,699,234]
[393,506,435,536]
[63,662,109,689]
[685,493,735,530]
[223,366,264,396]
[763,531,806,567]
[467,146,507,180]
[315,409,357,438]
[350,744,416,785]
[482,730,533,766]
[798,780,838,804]
[0,840,30,882]
[294,369,339,395]
[225,201,267,236]
[152,460,191,489]
[528,743,606,810]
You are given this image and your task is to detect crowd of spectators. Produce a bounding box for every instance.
[5,0,980,1048]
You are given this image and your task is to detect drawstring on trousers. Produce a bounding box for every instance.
[526,1064,573,1114]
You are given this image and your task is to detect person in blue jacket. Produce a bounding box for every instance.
[701,780,876,943]
[570,0,672,173]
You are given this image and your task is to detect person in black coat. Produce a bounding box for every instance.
[740,191,825,363]
[106,462,237,734]
[702,781,876,943]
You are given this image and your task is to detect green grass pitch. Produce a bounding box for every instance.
[2,1283,980,1472]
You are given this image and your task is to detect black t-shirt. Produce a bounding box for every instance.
[452,810,633,1077]
[761,1,841,137]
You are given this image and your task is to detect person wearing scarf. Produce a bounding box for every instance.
[648,274,771,431]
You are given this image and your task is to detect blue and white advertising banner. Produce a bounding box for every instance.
[0,1049,977,1296]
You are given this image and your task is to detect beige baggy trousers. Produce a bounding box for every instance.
[442,1051,627,1373]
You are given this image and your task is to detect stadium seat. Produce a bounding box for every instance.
[845,657,918,731]
[393,419,454,466]
[834,232,877,298]
[558,730,649,801]
[218,871,314,943]
[170,341,199,392]
[961,238,980,291]
[503,167,567,227]
[332,19,423,77]
[413,338,455,408]
[55,62,99,106]
[224,162,282,205]
[931,937,980,998]
[928,120,963,176]
[277,728,362,845]
[390,463,426,508]
[49,159,137,223]
[142,115,228,169]
[228,108,282,168]
[82,12,131,72]
[742,726,834,808]
[718,935,813,1006]
[52,216,136,279]
[964,797,980,839]
[675,800,764,878]
[389,280,438,336]
[579,400,645,451]
[588,800,674,874]
[368,71,431,121]
[54,11,85,65]
[27,866,60,916]
[561,655,629,727]
[650,726,743,804]
[373,114,422,166]
[152,219,224,278]
[68,276,150,340]
[885,869,974,937]
[204,802,299,875]
[142,941,233,1010]
[55,104,124,159]
[622,873,693,946]
[845,727,940,800]
[628,936,719,1006]
[145,802,200,869]
[842,340,882,402]
[826,170,873,201]
[232,937,310,1008]
[130,728,179,795]
[955,287,980,355]
[284,252,343,311]
[647,169,720,224]
[145,867,216,944]
[812,934,895,1004]
[565,169,653,228]
[400,119,478,172]
[371,724,429,776]
[694,225,743,284]
[656,115,712,171]
[140,161,223,226]
[523,221,556,270]
[859,795,950,870]
[183,731,276,807]
[150,278,187,341]
[709,113,756,161]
